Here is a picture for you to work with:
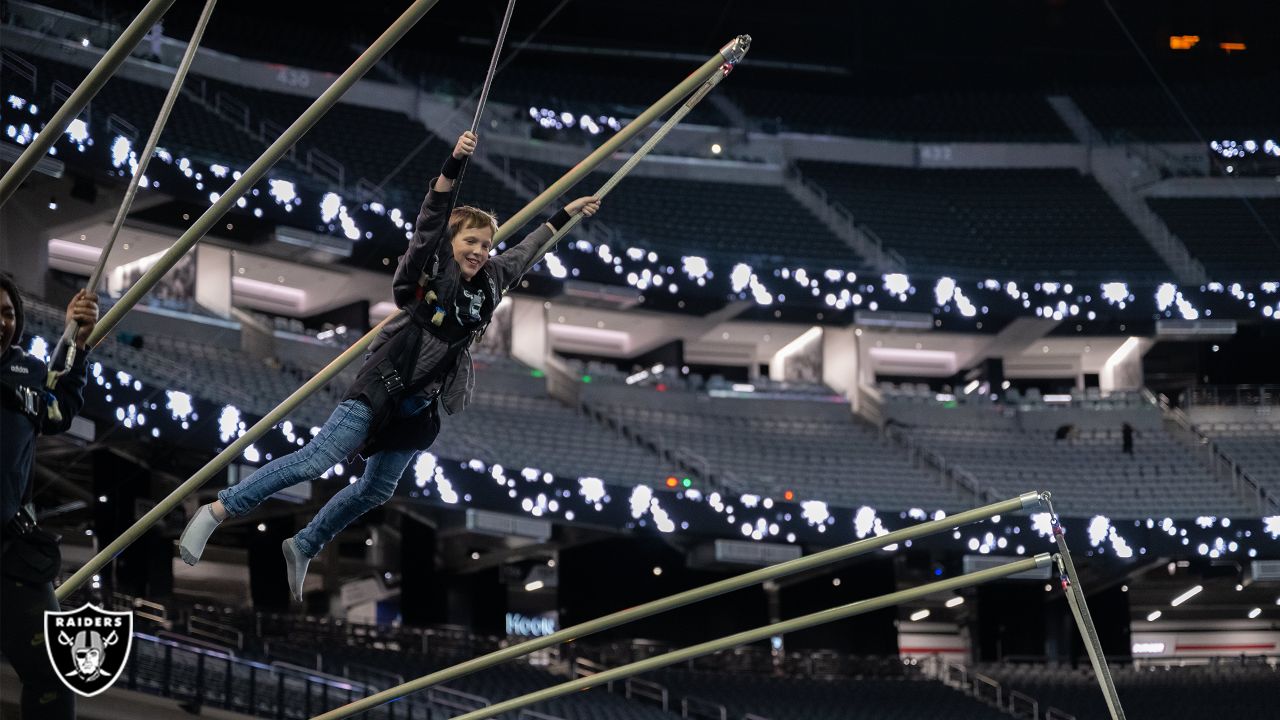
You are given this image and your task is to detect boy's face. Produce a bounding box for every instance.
[452,226,494,280]
[0,290,15,350]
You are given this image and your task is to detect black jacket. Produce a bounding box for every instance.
[1,345,88,522]
[343,178,557,454]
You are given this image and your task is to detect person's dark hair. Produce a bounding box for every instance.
[0,272,25,349]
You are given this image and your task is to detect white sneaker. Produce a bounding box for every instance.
[178,504,222,566]
[282,537,310,602]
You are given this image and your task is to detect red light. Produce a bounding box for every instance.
[783,490,794,501]
[656,383,667,392]
[666,477,678,488]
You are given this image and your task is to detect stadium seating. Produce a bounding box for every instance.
[21,298,347,428]
[1198,422,1280,504]
[1071,77,1280,143]
[432,355,686,486]
[973,661,1280,720]
[580,382,966,510]
[393,47,730,128]
[1146,198,1280,281]
[258,633,674,720]
[653,668,1011,720]
[507,159,864,266]
[23,298,681,487]
[795,162,1167,280]
[728,82,1075,142]
[4,53,271,170]
[900,424,1253,517]
[180,75,528,216]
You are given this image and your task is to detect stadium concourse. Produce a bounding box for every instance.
[2,0,1279,719]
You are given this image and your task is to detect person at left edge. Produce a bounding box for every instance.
[1,275,98,719]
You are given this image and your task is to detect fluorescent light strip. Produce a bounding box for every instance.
[1170,585,1203,607]
[945,597,965,608]
[909,609,930,622]
[1146,610,1162,622]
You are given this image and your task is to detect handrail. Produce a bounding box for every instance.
[1,49,38,94]
[106,112,137,141]
[213,91,251,130]
[427,684,491,713]
[1188,384,1280,408]
[342,660,404,688]
[573,657,609,677]
[157,629,237,656]
[626,676,669,711]
[1007,689,1039,720]
[885,425,986,504]
[111,591,168,625]
[188,614,245,651]
[518,711,567,720]
[1157,391,1280,513]
[355,177,385,203]
[258,118,298,161]
[972,671,1003,707]
[683,694,728,720]
[307,146,346,191]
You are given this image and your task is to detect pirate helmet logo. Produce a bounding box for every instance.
[44,603,133,697]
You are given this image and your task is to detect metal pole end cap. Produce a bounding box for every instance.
[1019,491,1044,510]
[721,35,752,64]
[1033,552,1055,568]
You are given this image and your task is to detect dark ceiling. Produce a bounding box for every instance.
[42,0,1280,89]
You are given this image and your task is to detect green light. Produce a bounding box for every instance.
[581,375,592,383]
[681,478,692,488]
[530,370,545,378]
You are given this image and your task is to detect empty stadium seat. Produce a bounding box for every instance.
[795,162,1168,280]
[1147,198,1280,281]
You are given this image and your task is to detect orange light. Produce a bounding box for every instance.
[666,477,678,488]
[1219,42,1246,53]
[784,490,795,501]
[1169,35,1200,50]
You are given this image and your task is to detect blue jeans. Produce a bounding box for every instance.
[217,399,416,558]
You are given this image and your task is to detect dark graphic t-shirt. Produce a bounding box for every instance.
[455,280,485,330]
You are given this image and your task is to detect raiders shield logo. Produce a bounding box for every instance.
[43,603,133,697]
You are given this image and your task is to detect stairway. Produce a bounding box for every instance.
[1046,95,1207,285]
[781,163,905,274]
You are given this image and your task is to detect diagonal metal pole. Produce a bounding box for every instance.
[1043,492,1128,720]
[470,0,516,135]
[55,36,755,601]
[47,0,220,389]
[307,492,1041,719]
[0,0,177,206]
[85,0,446,350]
[521,60,737,281]
[427,0,518,283]
[316,553,1054,720]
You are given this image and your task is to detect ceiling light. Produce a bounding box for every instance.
[909,609,930,622]
[1147,611,1162,622]
[1170,585,1203,607]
